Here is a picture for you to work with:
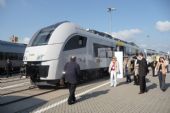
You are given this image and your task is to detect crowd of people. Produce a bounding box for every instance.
[109,52,169,94]
[62,54,169,105]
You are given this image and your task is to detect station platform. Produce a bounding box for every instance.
[29,73,170,113]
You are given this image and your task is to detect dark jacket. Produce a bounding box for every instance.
[138,58,148,76]
[64,61,80,84]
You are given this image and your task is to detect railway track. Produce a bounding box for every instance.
[0,87,57,106]
[0,75,29,89]
[0,77,27,84]
[0,75,27,83]
[0,79,57,107]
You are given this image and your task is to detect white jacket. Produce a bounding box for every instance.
[109,61,119,73]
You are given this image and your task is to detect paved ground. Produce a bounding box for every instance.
[29,72,170,113]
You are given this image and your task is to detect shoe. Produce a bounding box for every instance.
[68,101,75,105]
[134,83,138,85]
[138,92,144,94]
[162,89,166,92]
[68,102,73,105]
[73,100,77,104]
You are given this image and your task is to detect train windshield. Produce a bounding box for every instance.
[28,21,69,47]
[30,28,54,46]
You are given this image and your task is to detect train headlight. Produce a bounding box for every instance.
[37,55,44,60]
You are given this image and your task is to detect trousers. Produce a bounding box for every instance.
[68,83,76,104]
[139,75,146,92]
[110,70,117,87]
[158,71,166,90]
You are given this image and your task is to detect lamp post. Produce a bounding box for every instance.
[107,7,116,35]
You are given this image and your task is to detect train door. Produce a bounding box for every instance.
[116,45,126,56]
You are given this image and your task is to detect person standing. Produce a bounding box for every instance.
[5,59,13,78]
[20,64,26,78]
[137,53,148,94]
[165,57,169,73]
[150,57,157,77]
[63,56,80,105]
[134,55,139,85]
[109,56,119,87]
[155,57,167,92]
[123,57,131,83]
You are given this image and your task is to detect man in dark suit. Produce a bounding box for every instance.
[137,53,148,94]
[63,56,80,105]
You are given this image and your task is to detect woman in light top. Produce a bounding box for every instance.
[109,56,119,87]
[123,57,132,83]
[155,57,168,91]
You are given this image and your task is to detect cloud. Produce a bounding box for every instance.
[0,0,6,7]
[156,21,170,32]
[111,29,142,40]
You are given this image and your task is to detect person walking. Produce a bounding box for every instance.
[123,57,131,83]
[109,56,119,87]
[155,57,167,92]
[63,56,80,105]
[5,59,13,78]
[137,53,148,94]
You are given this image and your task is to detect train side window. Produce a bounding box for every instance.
[93,43,113,58]
[63,35,87,51]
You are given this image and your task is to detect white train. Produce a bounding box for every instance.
[0,40,26,75]
[23,21,143,86]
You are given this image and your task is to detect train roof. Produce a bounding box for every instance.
[40,21,69,33]
[86,29,113,39]
[29,21,167,54]
[0,40,26,46]
[0,40,26,53]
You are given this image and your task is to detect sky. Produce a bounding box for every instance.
[0,0,170,53]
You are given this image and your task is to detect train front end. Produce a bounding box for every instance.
[23,22,75,85]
